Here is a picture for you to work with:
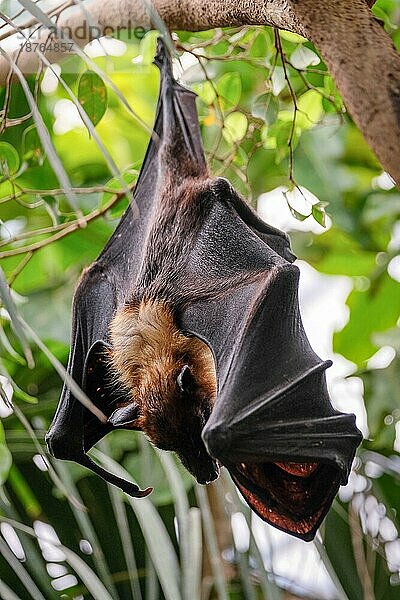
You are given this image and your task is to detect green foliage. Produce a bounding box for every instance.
[217,73,242,108]
[22,125,45,166]
[334,274,400,365]
[78,71,108,128]
[0,421,12,485]
[0,141,20,177]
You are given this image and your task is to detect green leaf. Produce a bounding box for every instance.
[274,121,300,162]
[251,93,279,125]
[249,31,272,58]
[0,267,34,369]
[301,229,377,276]
[362,193,400,225]
[288,205,309,221]
[93,450,181,600]
[282,188,311,221]
[296,89,324,130]
[372,469,400,532]
[361,357,399,451]
[233,146,248,167]
[217,72,242,108]
[193,81,216,105]
[0,142,20,177]
[223,112,248,143]
[312,203,327,227]
[78,70,108,127]
[13,385,38,404]
[334,274,400,365]
[372,5,393,28]
[0,422,12,485]
[324,503,363,600]
[7,465,41,518]
[271,66,286,96]
[22,125,45,166]
[279,31,308,44]
[139,30,159,65]
[156,452,193,599]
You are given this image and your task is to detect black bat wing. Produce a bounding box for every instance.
[45,39,207,494]
[177,180,362,540]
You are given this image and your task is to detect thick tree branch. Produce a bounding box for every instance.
[288,0,400,186]
[0,0,399,185]
[0,1,306,89]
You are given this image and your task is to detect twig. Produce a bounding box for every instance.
[349,500,375,600]
[0,186,124,247]
[0,1,74,42]
[0,185,116,205]
[0,185,134,259]
[274,28,298,186]
[8,252,34,286]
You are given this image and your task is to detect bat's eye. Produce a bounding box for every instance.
[177,365,195,393]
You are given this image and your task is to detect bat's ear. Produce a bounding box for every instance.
[108,403,141,428]
[177,365,196,394]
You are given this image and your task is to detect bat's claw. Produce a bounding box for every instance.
[136,487,153,498]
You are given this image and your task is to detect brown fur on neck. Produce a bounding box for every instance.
[109,298,216,438]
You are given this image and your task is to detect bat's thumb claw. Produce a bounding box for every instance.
[136,487,153,498]
[108,403,140,427]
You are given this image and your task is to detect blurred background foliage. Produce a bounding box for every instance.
[0,0,400,598]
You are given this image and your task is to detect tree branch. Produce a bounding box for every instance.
[0,0,399,185]
[0,1,306,85]
[288,0,400,185]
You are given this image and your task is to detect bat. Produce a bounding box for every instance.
[46,38,362,540]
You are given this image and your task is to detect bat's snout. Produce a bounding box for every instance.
[194,462,220,485]
[177,447,220,485]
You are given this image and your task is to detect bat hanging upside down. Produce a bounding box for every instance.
[108,297,218,484]
[46,38,362,540]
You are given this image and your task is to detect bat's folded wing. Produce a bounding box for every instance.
[196,263,362,540]
[45,269,152,497]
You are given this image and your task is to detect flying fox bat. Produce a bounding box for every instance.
[46,38,362,540]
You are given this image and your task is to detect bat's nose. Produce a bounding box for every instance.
[178,447,220,485]
[195,462,220,485]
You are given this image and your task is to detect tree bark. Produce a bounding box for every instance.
[0,0,306,84]
[289,0,400,187]
[1,0,399,185]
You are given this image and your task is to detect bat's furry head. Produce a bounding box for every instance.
[108,298,219,484]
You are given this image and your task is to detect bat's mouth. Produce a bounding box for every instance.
[230,460,341,540]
